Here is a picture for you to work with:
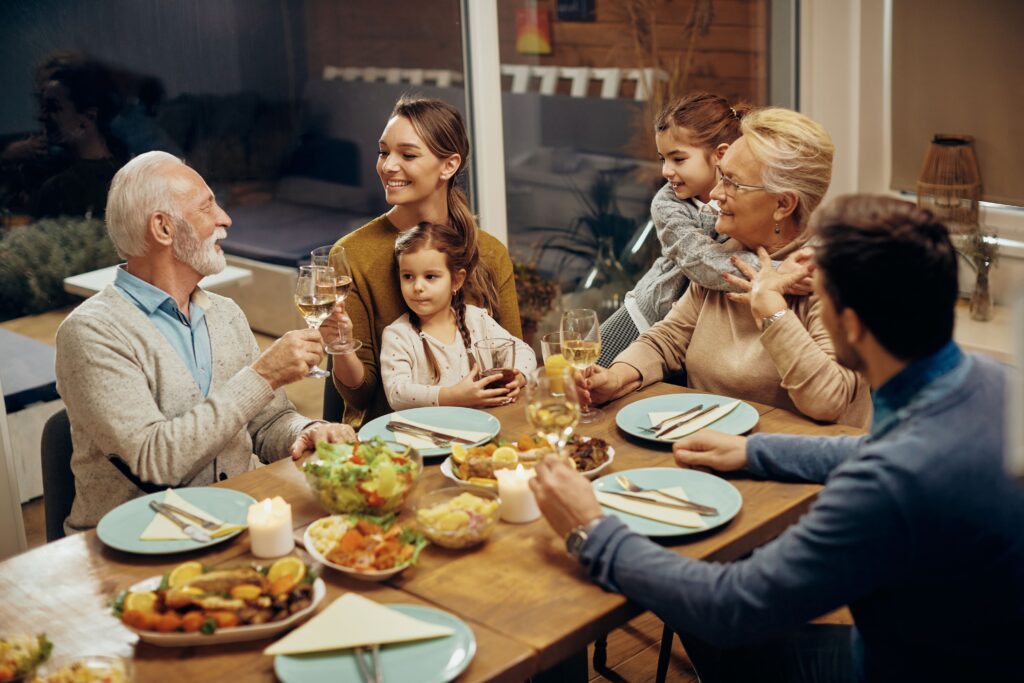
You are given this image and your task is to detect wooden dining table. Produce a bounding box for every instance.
[0,383,863,682]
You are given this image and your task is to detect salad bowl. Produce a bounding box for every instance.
[301,438,422,515]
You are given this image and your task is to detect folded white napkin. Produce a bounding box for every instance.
[388,413,491,449]
[595,486,706,529]
[264,593,454,655]
[139,489,244,541]
[649,401,741,440]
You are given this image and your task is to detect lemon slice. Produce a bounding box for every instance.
[491,446,518,468]
[451,443,469,464]
[268,556,306,584]
[124,591,158,613]
[468,477,498,488]
[167,560,204,588]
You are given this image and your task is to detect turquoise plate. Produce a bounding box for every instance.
[592,467,742,537]
[96,487,254,555]
[274,604,476,683]
[358,407,501,459]
[615,393,759,444]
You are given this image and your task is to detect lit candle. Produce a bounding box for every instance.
[494,465,541,523]
[247,496,294,557]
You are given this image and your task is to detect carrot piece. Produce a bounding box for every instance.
[339,528,365,553]
[207,610,240,628]
[181,611,205,633]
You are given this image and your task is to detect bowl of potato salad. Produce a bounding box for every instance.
[414,487,501,549]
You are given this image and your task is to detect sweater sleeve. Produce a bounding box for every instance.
[745,432,869,483]
[760,297,869,424]
[331,244,380,418]
[613,282,707,387]
[652,183,761,292]
[55,311,276,487]
[380,323,441,409]
[579,452,911,648]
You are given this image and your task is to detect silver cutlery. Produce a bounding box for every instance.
[601,489,719,516]
[614,475,719,515]
[148,501,213,543]
[355,644,382,683]
[654,403,720,439]
[157,502,223,530]
[639,404,704,432]
[386,421,475,445]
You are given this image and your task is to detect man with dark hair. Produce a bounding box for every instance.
[530,195,1024,682]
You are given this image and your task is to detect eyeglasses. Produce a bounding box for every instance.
[714,167,767,196]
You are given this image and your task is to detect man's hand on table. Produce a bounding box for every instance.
[673,430,748,472]
[530,455,604,538]
[290,422,357,460]
[252,329,325,389]
[574,365,622,407]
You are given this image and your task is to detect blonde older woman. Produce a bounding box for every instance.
[581,107,870,426]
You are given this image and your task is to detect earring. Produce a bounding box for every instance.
[774,223,781,235]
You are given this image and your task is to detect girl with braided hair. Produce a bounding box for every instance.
[378,222,536,410]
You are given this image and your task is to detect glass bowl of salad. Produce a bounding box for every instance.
[414,486,501,549]
[32,655,132,683]
[301,438,422,515]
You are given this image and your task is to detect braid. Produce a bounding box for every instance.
[452,290,476,371]
[408,311,441,382]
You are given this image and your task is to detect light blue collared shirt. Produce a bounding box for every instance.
[113,265,213,396]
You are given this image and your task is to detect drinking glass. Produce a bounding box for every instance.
[560,308,602,423]
[540,331,568,396]
[473,339,517,395]
[293,265,336,379]
[524,367,580,455]
[311,245,362,354]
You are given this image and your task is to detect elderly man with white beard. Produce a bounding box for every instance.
[55,151,355,533]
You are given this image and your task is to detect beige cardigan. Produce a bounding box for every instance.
[616,273,871,428]
[56,286,315,531]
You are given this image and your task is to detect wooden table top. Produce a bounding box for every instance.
[1,384,862,681]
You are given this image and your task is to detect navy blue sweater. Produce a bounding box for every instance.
[580,346,1024,681]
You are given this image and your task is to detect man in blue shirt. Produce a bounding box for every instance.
[531,195,1024,682]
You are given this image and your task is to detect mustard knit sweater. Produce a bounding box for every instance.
[330,214,522,426]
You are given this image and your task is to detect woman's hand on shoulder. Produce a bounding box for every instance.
[778,247,816,296]
[723,247,808,321]
[439,369,510,408]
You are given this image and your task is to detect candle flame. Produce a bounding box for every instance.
[262,499,272,514]
[515,464,526,475]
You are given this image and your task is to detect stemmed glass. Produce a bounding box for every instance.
[293,265,336,378]
[311,245,362,354]
[560,308,602,423]
[524,367,581,456]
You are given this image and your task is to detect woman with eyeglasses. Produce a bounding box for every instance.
[578,108,871,427]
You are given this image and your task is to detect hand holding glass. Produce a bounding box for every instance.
[473,338,517,391]
[560,308,602,423]
[293,265,335,379]
[311,245,362,354]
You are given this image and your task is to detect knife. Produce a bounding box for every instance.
[149,501,213,543]
[601,489,719,516]
[386,421,476,445]
[655,403,720,439]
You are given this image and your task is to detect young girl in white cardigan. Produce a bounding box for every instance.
[377,222,536,410]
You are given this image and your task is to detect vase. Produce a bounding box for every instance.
[568,237,634,321]
[969,261,993,322]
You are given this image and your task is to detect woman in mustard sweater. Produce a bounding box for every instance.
[321,96,522,426]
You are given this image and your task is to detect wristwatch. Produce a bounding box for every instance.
[565,516,605,561]
[760,309,787,331]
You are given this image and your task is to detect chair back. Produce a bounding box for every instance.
[322,355,344,421]
[41,409,74,542]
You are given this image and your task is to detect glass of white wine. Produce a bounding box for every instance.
[560,308,602,423]
[524,367,581,456]
[311,245,362,354]
[294,264,336,378]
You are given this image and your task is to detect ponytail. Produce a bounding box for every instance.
[447,184,499,315]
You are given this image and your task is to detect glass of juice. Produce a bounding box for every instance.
[473,338,517,392]
[540,332,567,395]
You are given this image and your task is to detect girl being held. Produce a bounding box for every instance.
[376,222,537,410]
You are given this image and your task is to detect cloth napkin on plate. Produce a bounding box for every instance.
[595,486,707,529]
[388,413,491,449]
[139,489,245,541]
[649,400,741,440]
[264,593,454,655]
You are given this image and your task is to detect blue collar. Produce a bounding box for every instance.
[114,265,209,322]
[871,340,963,434]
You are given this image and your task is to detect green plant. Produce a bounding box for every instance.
[0,216,119,321]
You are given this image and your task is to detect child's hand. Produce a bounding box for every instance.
[440,369,510,408]
[319,302,353,347]
[503,370,527,403]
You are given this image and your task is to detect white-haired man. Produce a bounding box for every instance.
[56,151,354,532]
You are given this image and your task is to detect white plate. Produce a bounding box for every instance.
[439,438,615,485]
[122,574,326,646]
[303,516,413,582]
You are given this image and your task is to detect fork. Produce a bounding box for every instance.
[158,502,223,530]
[615,475,719,515]
[638,404,704,432]
[355,645,382,683]
[387,422,450,447]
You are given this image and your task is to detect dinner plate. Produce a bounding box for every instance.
[123,575,326,646]
[592,467,742,537]
[274,604,476,683]
[615,393,759,444]
[358,407,500,459]
[303,516,413,582]
[439,437,616,486]
[96,487,254,555]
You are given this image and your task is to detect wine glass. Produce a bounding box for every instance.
[560,308,602,423]
[524,367,580,456]
[312,245,362,354]
[293,265,336,378]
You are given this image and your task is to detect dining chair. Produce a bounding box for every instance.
[40,408,75,542]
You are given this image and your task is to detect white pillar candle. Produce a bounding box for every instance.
[494,464,541,523]
[247,496,294,558]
